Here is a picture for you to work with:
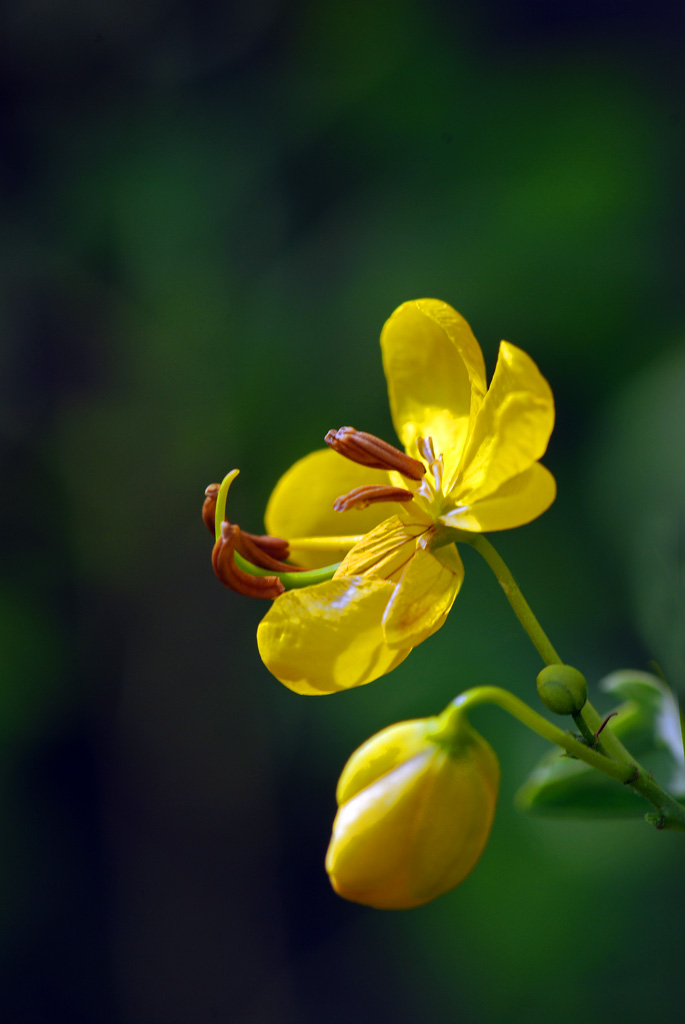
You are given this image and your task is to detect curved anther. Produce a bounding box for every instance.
[236,529,305,572]
[325,427,425,481]
[243,533,291,562]
[333,484,415,512]
[212,523,285,599]
[203,483,221,534]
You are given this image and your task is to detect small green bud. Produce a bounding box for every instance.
[536,664,587,716]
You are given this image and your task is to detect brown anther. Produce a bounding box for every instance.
[243,533,291,563]
[333,485,416,513]
[325,427,425,481]
[236,529,305,573]
[212,523,285,599]
[203,483,221,534]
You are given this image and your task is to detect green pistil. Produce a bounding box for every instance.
[214,470,239,541]
[233,551,340,589]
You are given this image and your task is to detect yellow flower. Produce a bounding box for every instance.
[325,708,500,909]
[255,299,555,693]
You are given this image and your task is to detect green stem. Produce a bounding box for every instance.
[462,533,639,768]
[447,688,685,831]
[575,701,641,770]
[571,711,597,746]
[449,687,633,783]
[462,534,563,666]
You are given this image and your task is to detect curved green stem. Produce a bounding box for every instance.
[449,687,634,783]
[447,688,685,832]
[460,534,642,768]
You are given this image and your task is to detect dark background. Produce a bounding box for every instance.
[1,2,684,1021]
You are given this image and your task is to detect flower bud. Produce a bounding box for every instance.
[325,712,500,909]
[536,664,587,716]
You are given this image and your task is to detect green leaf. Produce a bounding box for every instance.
[516,751,645,818]
[600,670,685,792]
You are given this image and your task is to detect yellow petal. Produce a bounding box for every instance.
[453,341,554,501]
[409,738,499,904]
[336,719,435,804]
[326,752,435,909]
[334,514,428,580]
[326,732,499,909]
[440,463,556,532]
[264,448,395,568]
[380,300,487,474]
[382,544,464,648]
[256,577,411,694]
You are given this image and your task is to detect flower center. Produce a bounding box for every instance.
[412,437,451,519]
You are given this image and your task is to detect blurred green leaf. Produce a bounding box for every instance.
[600,670,685,775]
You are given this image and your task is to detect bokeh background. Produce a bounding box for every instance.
[2,2,684,1021]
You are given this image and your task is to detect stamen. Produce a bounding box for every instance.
[417,436,443,492]
[203,479,292,560]
[333,485,415,512]
[417,437,435,463]
[325,426,425,481]
[203,483,221,534]
[205,470,341,593]
[245,533,291,562]
[212,523,285,599]
[235,529,305,573]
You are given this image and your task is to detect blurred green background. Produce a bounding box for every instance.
[2,1,684,1021]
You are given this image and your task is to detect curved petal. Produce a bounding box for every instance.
[265,448,395,568]
[256,577,412,694]
[335,720,435,804]
[440,463,556,532]
[326,753,435,908]
[382,544,464,648]
[380,300,487,476]
[325,753,435,909]
[453,341,554,502]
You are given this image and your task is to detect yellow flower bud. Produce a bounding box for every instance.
[325,712,500,909]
